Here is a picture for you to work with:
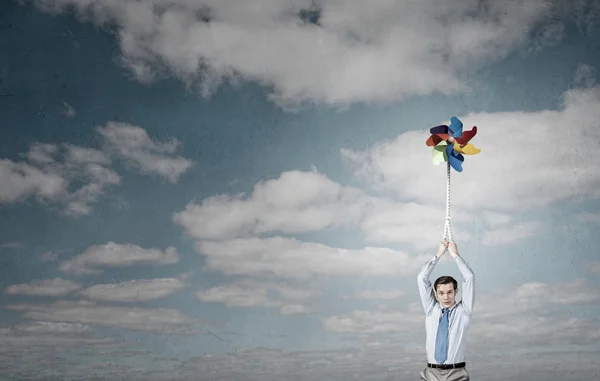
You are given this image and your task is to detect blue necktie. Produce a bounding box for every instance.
[435,308,449,364]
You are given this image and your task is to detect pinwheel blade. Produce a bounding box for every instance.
[432,145,448,165]
[426,133,450,147]
[430,125,449,135]
[448,117,463,138]
[454,126,477,145]
[446,143,464,172]
[454,143,481,155]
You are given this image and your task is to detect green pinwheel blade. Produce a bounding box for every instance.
[432,144,448,165]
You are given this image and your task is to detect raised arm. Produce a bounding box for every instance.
[417,255,440,315]
[417,241,446,315]
[448,242,475,315]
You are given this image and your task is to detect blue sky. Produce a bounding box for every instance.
[1,0,600,380]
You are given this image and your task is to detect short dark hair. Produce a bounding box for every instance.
[434,276,457,292]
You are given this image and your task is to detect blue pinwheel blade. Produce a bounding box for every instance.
[430,125,448,134]
[448,117,463,138]
[445,144,464,172]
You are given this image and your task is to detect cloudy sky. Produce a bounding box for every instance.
[1,0,600,380]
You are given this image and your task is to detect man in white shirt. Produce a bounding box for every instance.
[417,240,475,381]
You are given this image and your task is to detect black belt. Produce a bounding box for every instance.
[427,362,466,370]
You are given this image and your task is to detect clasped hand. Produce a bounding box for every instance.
[436,239,458,258]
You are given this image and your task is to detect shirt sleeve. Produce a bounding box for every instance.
[417,255,439,315]
[454,255,475,315]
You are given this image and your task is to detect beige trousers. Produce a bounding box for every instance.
[420,367,470,381]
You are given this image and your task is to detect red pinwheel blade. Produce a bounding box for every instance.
[426,133,449,147]
[430,125,448,135]
[454,126,477,145]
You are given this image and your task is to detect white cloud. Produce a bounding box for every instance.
[65,164,121,216]
[0,322,121,381]
[197,283,279,308]
[61,101,76,118]
[342,85,600,212]
[39,251,58,262]
[80,277,187,302]
[279,304,313,315]
[173,169,366,240]
[574,63,596,87]
[96,122,193,183]
[0,322,115,350]
[0,321,125,381]
[28,0,576,109]
[475,278,600,319]
[359,199,474,250]
[7,300,207,333]
[59,241,180,276]
[481,221,542,246]
[527,18,565,53]
[345,289,405,300]
[25,142,61,165]
[0,241,22,249]
[322,309,420,334]
[577,1,600,34]
[4,278,82,297]
[26,143,119,216]
[196,236,427,280]
[172,168,530,283]
[577,212,600,222]
[7,321,92,336]
[470,316,600,347]
[0,142,119,216]
[196,279,318,315]
[0,158,68,203]
[482,211,512,227]
[0,125,193,215]
[588,261,600,274]
[63,144,111,166]
[174,169,473,252]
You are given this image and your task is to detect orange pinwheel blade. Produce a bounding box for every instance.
[454,127,477,145]
[426,133,449,147]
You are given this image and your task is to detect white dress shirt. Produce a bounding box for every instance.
[417,254,475,364]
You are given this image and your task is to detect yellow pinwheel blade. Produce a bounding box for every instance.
[454,143,481,155]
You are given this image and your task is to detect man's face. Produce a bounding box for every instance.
[436,283,456,308]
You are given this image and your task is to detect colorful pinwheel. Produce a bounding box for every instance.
[425,116,481,172]
[426,116,482,243]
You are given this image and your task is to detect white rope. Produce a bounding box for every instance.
[443,161,453,242]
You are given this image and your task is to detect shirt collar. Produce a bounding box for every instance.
[440,302,458,313]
